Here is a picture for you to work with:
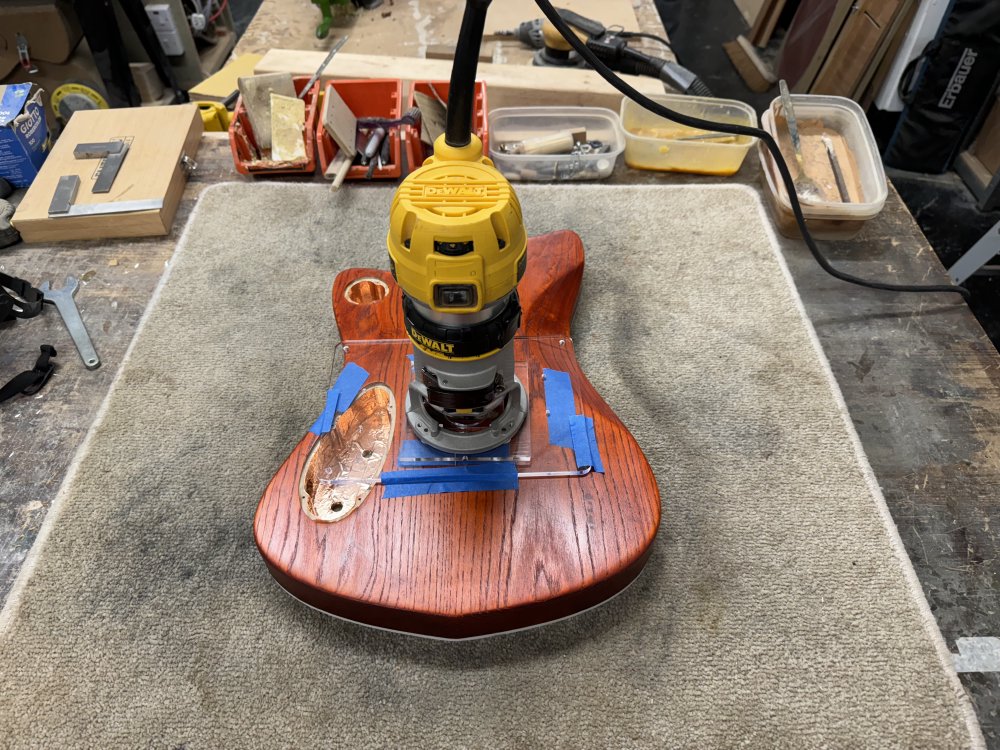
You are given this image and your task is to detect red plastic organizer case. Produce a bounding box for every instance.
[315,79,404,181]
[229,76,319,176]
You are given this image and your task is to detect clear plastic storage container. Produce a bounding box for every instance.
[488,107,625,181]
[619,94,756,175]
[758,94,888,240]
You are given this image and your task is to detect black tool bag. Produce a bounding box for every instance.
[883,1,1000,173]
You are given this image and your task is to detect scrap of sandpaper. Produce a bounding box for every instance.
[237,72,295,149]
[380,462,518,499]
[308,362,369,435]
[542,368,605,473]
[270,93,306,162]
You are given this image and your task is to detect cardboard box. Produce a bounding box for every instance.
[0,83,50,187]
[12,103,202,242]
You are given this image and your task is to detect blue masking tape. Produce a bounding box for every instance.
[381,462,519,499]
[544,368,605,473]
[569,415,605,473]
[308,362,369,435]
[542,368,576,448]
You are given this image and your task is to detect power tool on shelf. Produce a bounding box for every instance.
[493,7,713,97]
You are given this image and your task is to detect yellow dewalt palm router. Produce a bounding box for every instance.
[387,130,527,452]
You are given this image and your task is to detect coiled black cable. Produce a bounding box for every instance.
[534,0,971,301]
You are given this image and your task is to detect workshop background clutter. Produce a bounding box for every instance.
[2,0,1000,744]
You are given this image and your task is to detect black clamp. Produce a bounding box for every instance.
[0,345,57,403]
[0,272,46,322]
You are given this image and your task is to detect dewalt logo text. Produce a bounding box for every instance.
[408,326,456,355]
[421,185,487,198]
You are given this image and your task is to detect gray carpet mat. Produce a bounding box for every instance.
[0,183,982,748]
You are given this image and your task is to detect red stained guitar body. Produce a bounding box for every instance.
[254,230,660,638]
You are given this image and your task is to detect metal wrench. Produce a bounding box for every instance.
[38,276,101,370]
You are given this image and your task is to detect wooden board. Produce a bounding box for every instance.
[254,230,661,639]
[12,104,203,243]
[853,0,915,101]
[776,0,852,92]
[236,0,640,64]
[255,50,666,111]
[811,0,904,96]
[749,0,790,47]
[189,53,263,102]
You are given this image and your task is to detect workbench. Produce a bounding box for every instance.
[234,0,671,63]
[1,0,999,741]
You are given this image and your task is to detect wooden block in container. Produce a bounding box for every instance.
[321,85,357,156]
[237,72,295,150]
[255,50,665,110]
[12,104,203,243]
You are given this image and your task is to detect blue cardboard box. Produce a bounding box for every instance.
[0,83,50,188]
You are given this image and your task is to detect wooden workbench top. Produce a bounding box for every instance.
[235,0,674,64]
[3,2,1000,727]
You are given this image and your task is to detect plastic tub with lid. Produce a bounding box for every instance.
[620,94,756,175]
[488,107,624,181]
[758,94,888,240]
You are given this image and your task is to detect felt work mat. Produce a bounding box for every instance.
[0,184,982,748]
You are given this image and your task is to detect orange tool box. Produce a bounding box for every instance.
[229,76,320,176]
[404,80,488,174]
[315,79,404,181]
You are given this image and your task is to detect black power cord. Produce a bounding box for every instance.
[446,0,493,147]
[619,31,673,51]
[534,0,971,301]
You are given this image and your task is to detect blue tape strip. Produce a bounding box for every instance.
[544,368,605,474]
[543,368,576,448]
[308,362,369,435]
[398,440,510,462]
[381,463,519,499]
[569,415,604,473]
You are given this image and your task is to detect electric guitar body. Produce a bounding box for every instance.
[254,230,661,638]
